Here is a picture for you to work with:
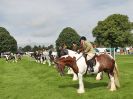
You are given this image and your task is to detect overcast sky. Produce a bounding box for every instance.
[0,0,133,47]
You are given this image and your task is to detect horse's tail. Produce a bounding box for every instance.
[113,62,120,88]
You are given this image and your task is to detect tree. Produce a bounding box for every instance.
[38,45,42,50]
[48,44,54,50]
[92,14,133,47]
[0,27,17,52]
[32,45,38,52]
[56,27,80,56]
[23,45,32,52]
[56,27,80,55]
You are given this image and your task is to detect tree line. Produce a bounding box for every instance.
[19,45,54,52]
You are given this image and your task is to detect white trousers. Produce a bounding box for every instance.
[86,53,95,60]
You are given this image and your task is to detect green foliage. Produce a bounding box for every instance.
[56,27,80,53]
[22,45,32,52]
[32,45,40,52]
[92,14,133,47]
[48,44,54,49]
[0,27,17,52]
[23,44,54,52]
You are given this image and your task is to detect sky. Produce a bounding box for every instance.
[0,0,133,47]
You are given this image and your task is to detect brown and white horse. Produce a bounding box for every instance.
[54,49,120,93]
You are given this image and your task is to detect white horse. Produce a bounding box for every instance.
[51,51,57,59]
[55,49,120,93]
[50,51,58,64]
[42,50,51,66]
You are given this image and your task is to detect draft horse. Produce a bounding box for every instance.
[54,49,120,93]
[4,53,16,62]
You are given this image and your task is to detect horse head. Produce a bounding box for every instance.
[54,57,66,76]
[60,49,68,57]
[54,56,78,76]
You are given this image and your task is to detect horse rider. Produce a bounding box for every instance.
[78,36,95,72]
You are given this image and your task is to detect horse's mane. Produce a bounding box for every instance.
[67,49,78,54]
[63,56,75,62]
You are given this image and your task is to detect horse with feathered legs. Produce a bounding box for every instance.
[42,50,51,66]
[54,49,120,93]
[5,53,17,63]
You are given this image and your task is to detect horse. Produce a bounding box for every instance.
[33,51,41,63]
[41,50,51,66]
[15,53,22,61]
[18,54,22,60]
[54,49,120,93]
[4,53,17,62]
[49,51,58,64]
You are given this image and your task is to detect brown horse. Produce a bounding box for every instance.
[54,49,120,93]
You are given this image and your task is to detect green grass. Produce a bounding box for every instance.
[0,55,133,99]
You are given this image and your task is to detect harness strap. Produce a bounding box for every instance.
[76,54,83,62]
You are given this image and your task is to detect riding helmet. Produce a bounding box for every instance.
[79,36,87,42]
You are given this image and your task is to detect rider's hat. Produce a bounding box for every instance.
[79,36,86,42]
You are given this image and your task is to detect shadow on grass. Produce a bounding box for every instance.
[65,73,99,79]
[58,81,107,89]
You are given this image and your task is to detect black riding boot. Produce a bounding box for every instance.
[87,60,94,72]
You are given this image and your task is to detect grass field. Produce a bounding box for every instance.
[0,55,133,99]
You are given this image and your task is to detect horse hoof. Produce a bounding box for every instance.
[67,71,73,74]
[110,89,116,91]
[77,89,85,94]
[96,77,101,80]
[72,78,78,81]
[67,72,72,74]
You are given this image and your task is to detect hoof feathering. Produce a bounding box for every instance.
[110,88,116,91]
[77,89,85,94]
